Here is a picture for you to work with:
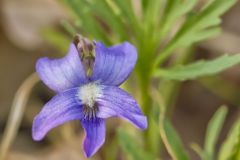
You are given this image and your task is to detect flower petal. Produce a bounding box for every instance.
[90,42,137,86]
[32,88,82,141]
[81,119,105,158]
[36,43,88,92]
[96,85,147,130]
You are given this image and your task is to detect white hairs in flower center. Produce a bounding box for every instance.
[78,83,102,108]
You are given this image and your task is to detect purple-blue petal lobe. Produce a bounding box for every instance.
[90,42,137,86]
[96,85,147,130]
[32,88,82,141]
[81,119,105,158]
[36,43,88,93]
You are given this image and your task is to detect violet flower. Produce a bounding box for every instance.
[32,37,147,158]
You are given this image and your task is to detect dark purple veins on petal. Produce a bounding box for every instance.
[33,39,147,158]
[36,43,88,92]
[96,85,147,130]
[82,103,99,121]
[81,118,105,158]
[32,88,82,141]
[90,42,137,86]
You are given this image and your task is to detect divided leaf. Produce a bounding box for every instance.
[155,0,237,66]
[154,54,240,81]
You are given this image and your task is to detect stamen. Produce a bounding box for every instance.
[82,103,99,120]
[78,83,102,120]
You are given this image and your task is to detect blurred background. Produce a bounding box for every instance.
[0,0,240,160]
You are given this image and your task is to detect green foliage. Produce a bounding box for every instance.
[204,106,228,160]
[190,143,207,160]
[190,106,228,160]
[41,0,240,159]
[56,0,238,82]
[190,106,240,160]
[218,119,240,160]
[154,0,237,66]
[160,117,189,160]
[157,0,197,41]
[117,128,154,160]
[154,54,240,81]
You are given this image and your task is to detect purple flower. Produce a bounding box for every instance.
[32,38,147,158]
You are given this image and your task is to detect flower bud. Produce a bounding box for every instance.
[74,34,95,77]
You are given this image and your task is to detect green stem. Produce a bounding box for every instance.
[138,69,159,155]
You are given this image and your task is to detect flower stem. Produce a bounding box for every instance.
[0,73,39,160]
[138,70,159,155]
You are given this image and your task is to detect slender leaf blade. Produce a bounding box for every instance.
[160,117,189,160]
[204,106,228,160]
[84,0,128,42]
[154,54,240,81]
[218,119,240,160]
[190,143,208,160]
[114,0,139,35]
[63,0,111,44]
[154,0,237,66]
[159,0,197,39]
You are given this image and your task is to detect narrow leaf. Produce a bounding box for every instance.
[160,117,189,160]
[218,119,240,160]
[63,0,111,44]
[144,0,162,29]
[204,106,228,160]
[190,143,208,160]
[84,0,128,41]
[114,0,140,37]
[154,54,240,81]
[60,20,77,36]
[154,0,237,66]
[229,132,240,160]
[158,0,197,40]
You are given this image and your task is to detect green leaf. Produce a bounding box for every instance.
[83,0,127,42]
[160,117,189,160]
[63,0,111,44]
[117,128,154,160]
[154,54,240,81]
[154,0,237,66]
[191,27,221,44]
[190,143,208,160]
[218,119,240,160]
[204,106,228,160]
[114,0,140,37]
[60,20,77,36]
[147,117,161,157]
[158,0,197,40]
[144,0,162,26]
[229,132,240,160]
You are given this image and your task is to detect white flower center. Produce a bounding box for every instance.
[78,83,102,108]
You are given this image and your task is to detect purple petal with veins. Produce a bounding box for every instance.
[32,41,147,158]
